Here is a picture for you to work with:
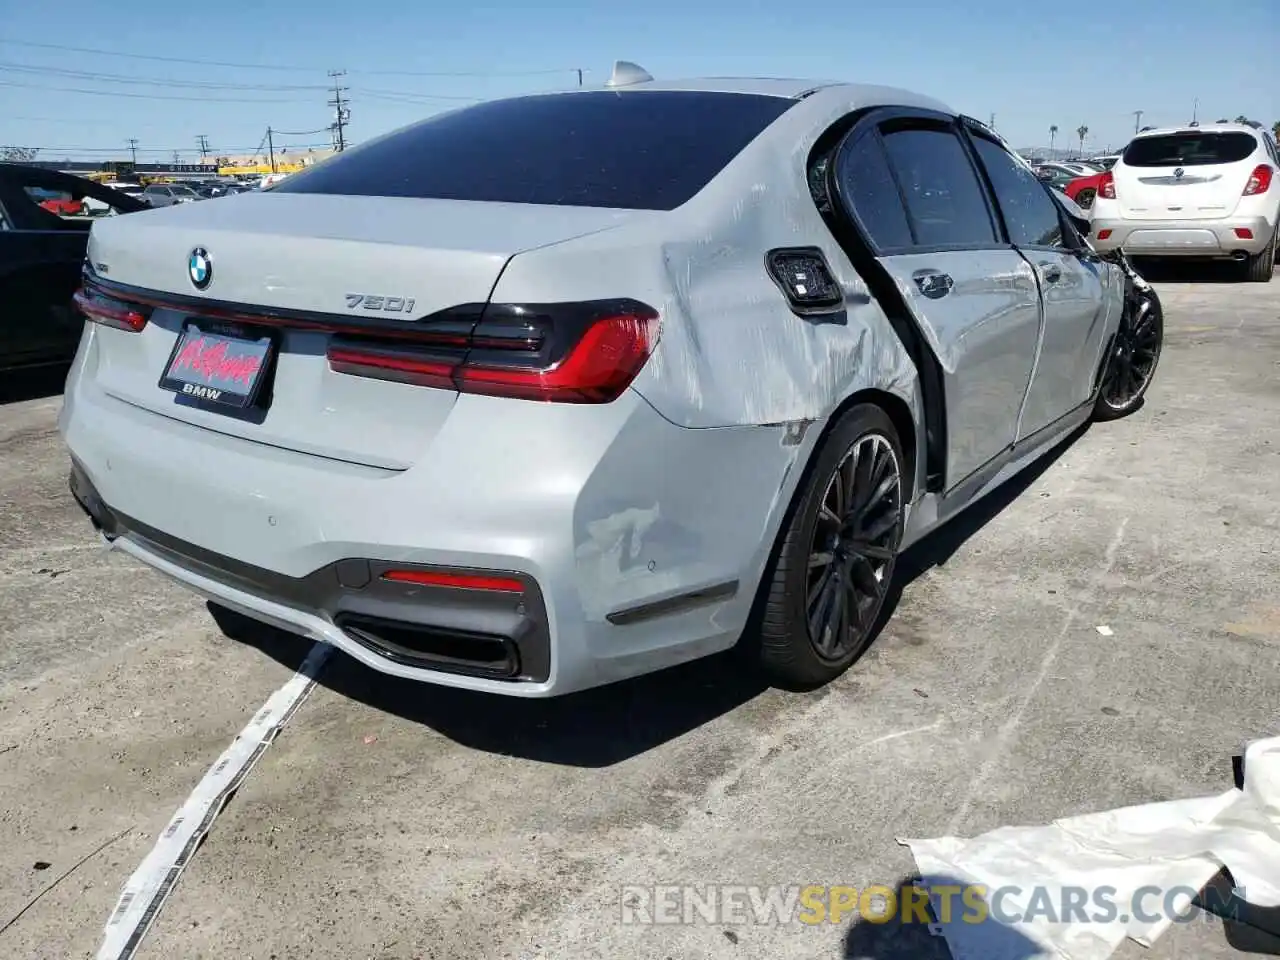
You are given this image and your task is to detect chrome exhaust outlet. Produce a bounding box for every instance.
[1230,251,1249,262]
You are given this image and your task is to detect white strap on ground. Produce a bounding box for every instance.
[899,733,1280,960]
[96,641,331,960]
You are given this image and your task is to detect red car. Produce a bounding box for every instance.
[29,187,84,216]
[1063,171,1108,210]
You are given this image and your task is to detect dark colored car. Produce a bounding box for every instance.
[0,164,148,372]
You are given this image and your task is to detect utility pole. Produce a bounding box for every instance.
[1132,110,1143,134]
[328,69,349,152]
[1191,98,1199,125]
[988,112,996,131]
[127,138,138,165]
[196,134,210,160]
[267,126,277,173]
[576,68,583,87]
[172,150,180,165]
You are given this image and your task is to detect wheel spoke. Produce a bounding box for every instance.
[809,551,834,569]
[858,543,895,561]
[849,554,882,598]
[861,506,901,544]
[807,565,833,611]
[814,573,845,654]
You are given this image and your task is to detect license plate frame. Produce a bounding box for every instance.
[158,320,276,410]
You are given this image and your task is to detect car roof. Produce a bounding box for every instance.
[1131,122,1261,139]
[559,74,953,117]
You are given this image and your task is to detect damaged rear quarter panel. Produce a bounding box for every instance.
[488,91,931,641]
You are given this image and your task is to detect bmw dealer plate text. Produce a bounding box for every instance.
[159,322,274,409]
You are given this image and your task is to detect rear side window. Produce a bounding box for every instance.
[971,135,1063,248]
[273,91,796,210]
[880,127,996,247]
[833,133,913,250]
[1123,132,1258,167]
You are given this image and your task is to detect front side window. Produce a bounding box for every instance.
[273,90,796,210]
[971,135,1063,248]
[880,127,996,247]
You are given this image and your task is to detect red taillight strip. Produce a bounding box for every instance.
[381,569,525,593]
[1097,171,1115,200]
[73,286,149,332]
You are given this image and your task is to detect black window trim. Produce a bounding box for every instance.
[958,120,1083,256]
[833,107,1012,257]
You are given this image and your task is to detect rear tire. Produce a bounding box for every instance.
[755,404,905,690]
[1244,229,1277,282]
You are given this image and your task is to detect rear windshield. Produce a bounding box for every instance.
[1123,132,1257,167]
[273,91,796,210]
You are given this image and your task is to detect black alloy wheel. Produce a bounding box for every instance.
[1095,282,1163,420]
[755,404,905,689]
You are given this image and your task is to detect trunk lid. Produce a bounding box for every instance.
[1114,130,1260,221]
[84,194,646,469]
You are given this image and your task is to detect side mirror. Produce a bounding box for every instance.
[1069,213,1091,239]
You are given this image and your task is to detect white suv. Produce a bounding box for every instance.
[1090,123,1279,281]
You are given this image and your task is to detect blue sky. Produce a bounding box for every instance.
[2,0,1276,162]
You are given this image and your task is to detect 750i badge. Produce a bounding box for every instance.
[345,294,416,313]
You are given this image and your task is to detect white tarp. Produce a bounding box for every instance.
[899,734,1280,960]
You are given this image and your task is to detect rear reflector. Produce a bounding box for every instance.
[381,569,525,593]
[328,305,660,404]
[1097,171,1115,200]
[1243,165,1273,196]
[73,286,149,332]
[1096,229,1113,240]
[1234,227,1254,240]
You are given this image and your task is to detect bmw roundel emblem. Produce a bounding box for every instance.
[188,247,212,290]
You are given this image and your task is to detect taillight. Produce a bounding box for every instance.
[73,286,150,332]
[1097,171,1115,200]
[1243,164,1273,196]
[327,301,660,404]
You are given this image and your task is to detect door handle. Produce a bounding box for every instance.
[913,271,954,299]
[1039,262,1063,283]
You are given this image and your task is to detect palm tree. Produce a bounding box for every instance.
[1049,125,1058,156]
[1273,121,1280,141]
[1076,125,1088,155]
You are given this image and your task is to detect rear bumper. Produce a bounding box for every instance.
[1090,215,1274,256]
[69,461,552,683]
[60,338,806,695]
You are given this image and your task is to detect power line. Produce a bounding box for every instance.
[0,37,578,77]
[0,61,330,91]
[0,78,311,103]
[359,87,481,102]
[2,75,499,105]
